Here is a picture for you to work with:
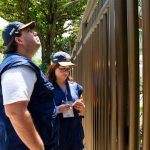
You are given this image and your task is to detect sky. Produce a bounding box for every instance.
[0,17,8,29]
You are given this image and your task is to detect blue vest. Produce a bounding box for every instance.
[0,53,58,150]
[53,81,84,150]
[0,116,7,150]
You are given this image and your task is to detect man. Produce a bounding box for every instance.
[0,21,58,150]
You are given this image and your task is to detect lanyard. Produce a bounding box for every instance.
[65,86,69,104]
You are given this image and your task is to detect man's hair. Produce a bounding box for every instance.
[4,32,21,54]
[4,40,17,54]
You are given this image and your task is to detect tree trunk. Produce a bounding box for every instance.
[42,0,57,66]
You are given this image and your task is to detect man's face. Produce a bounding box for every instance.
[17,28,41,56]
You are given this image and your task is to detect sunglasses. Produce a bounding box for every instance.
[58,66,72,72]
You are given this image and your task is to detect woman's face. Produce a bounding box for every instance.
[55,66,71,81]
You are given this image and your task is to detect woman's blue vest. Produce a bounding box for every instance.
[0,53,58,150]
[53,81,84,150]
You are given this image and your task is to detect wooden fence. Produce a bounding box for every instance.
[72,0,150,150]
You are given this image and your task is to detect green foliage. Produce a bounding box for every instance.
[0,29,5,53]
[0,52,5,63]
[32,57,42,66]
[39,62,48,74]
[0,0,87,65]
[32,57,48,73]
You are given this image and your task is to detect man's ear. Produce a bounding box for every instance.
[15,37,23,45]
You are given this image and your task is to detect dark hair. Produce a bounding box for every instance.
[4,40,17,54]
[4,32,22,54]
[46,63,73,84]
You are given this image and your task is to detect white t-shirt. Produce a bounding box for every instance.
[1,66,37,105]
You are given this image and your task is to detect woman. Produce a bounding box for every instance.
[46,51,85,150]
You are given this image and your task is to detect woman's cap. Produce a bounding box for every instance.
[2,21,35,47]
[52,51,75,66]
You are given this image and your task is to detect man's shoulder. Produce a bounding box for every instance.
[0,53,40,75]
[1,66,37,79]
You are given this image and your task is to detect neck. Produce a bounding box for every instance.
[56,79,67,92]
[17,52,32,59]
[16,49,33,60]
[56,79,66,86]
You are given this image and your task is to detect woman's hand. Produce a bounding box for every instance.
[57,104,72,113]
[72,99,85,112]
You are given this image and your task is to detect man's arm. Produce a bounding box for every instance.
[5,101,44,150]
